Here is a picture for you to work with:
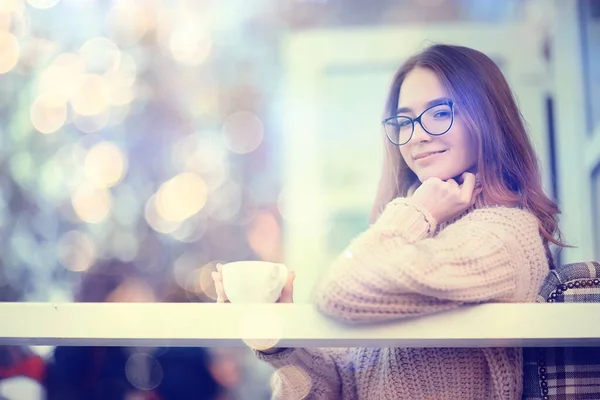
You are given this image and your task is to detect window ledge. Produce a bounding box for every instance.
[0,302,598,347]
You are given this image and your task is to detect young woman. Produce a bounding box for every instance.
[213,44,565,399]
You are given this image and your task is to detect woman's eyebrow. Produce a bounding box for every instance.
[396,97,452,115]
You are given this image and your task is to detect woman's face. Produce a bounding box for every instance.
[397,67,478,182]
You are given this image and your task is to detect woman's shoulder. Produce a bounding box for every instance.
[436,203,538,235]
[468,203,537,219]
[461,204,540,233]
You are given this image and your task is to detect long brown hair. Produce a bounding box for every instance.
[371,44,566,268]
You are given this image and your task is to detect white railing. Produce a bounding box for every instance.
[1,303,599,348]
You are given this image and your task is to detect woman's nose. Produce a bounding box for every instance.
[411,121,432,143]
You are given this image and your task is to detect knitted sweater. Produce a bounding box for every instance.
[255,197,549,400]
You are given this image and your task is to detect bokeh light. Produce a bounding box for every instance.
[221,111,264,154]
[3,7,29,38]
[168,23,212,65]
[144,194,182,234]
[30,94,67,134]
[78,36,121,75]
[84,141,127,188]
[73,111,110,133]
[37,53,85,104]
[125,353,164,390]
[107,85,135,107]
[173,133,225,173]
[0,0,22,14]
[170,214,207,243]
[247,210,282,261]
[107,278,155,303]
[0,14,10,33]
[71,186,113,223]
[173,133,230,191]
[106,50,137,86]
[182,268,203,301]
[0,31,20,73]
[155,173,208,222]
[70,73,110,116]
[57,230,96,272]
[106,0,153,46]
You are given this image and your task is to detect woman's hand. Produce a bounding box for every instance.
[211,264,229,303]
[411,172,482,225]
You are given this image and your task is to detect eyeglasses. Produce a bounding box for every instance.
[382,100,455,146]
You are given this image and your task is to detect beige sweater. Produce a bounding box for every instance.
[256,197,549,400]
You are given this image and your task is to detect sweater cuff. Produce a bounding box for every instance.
[253,347,296,365]
[374,197,437,242]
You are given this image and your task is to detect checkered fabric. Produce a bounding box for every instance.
[523,261,600,400]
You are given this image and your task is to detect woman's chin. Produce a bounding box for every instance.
[417,171,455,182]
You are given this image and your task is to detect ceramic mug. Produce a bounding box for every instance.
[220,261,289,303]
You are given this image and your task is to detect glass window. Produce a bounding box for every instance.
[593,164,600,261]
[580,0,600,135]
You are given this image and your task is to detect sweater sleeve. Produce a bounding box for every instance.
[312,198,543,324]
[254,347,357,400]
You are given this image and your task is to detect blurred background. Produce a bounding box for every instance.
[0,0,598,398]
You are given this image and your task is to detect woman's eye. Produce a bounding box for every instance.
[434,111,451,118]
[397,119,412,128]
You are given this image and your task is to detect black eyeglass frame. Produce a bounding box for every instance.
[381,100,455,146]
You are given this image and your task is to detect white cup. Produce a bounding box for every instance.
[221,261,289,303]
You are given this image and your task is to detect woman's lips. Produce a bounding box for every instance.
[414,150,446,161]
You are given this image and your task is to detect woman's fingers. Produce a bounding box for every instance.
[212,265,229,303]
[278,270,295,303]
[446,178,459,187]
[458,172,476,203]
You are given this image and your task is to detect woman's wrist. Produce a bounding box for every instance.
[259,347,285,355]
[376,197,437,238]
